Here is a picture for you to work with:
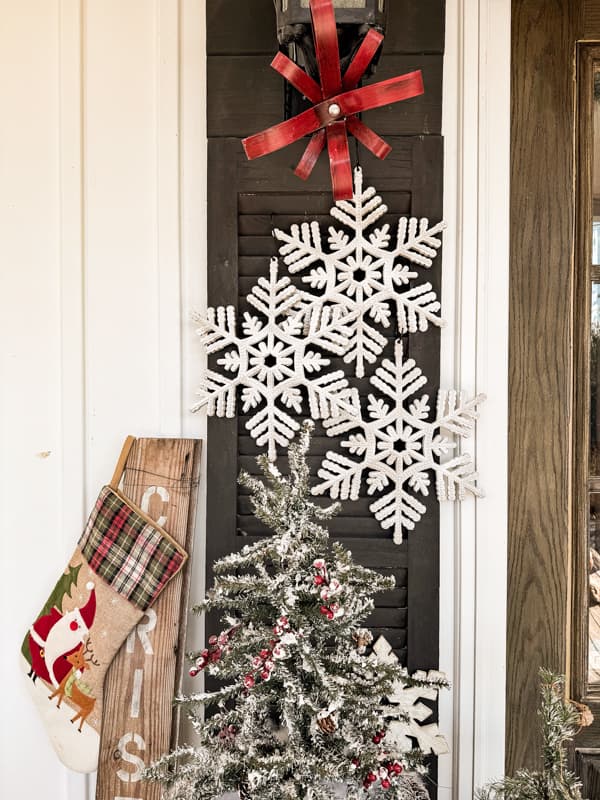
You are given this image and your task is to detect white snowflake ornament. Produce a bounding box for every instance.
[274,167,446,378]
[373,636,449,756]
[191,259,359,461]
[313,342,485,543]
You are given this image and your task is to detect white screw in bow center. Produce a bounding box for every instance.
[328,103,341,117]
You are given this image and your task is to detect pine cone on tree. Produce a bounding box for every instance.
[316,714,338,734]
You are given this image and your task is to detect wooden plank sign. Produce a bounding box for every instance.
[96,438,202,800]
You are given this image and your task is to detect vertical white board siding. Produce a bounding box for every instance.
[179,0,208,741]
[0,1,72,798]
[59,0,87,546]
[83,0,162,491]
[0,2,206,799]
[156,0,184,436]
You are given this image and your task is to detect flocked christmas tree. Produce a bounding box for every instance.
[476,670,585,800]
[146,422,448,800]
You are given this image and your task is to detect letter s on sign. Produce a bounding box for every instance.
[116,732,146,783]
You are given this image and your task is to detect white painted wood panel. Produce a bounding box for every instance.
[440,2,510,798]
[84,0,163,486]
[0,2,206,798]
[0,1,72,797]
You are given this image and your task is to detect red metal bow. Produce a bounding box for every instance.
[242,0,424,201]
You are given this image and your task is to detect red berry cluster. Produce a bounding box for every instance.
[352,731,404,792]
[242,615,290,689]
[372,727,386,745]
[217,724,238,741]
[189,626,237,677]
[363,772,378,789]
[362,762,403,791]
[313,559,344,620]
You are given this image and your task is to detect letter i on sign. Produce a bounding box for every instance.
[114,484,169,794]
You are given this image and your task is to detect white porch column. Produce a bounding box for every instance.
[439,1,511,798]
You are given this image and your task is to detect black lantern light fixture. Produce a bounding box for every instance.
[273,0,388,119]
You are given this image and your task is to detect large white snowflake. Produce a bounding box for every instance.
[274,167,446,379]
[373,636,449,756]
[191,259,359,462]
[313,343,485,543]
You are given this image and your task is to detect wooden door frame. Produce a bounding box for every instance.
[572,42,597,709]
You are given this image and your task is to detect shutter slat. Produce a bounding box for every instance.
[238,209,412,237]
[238,192,412,215]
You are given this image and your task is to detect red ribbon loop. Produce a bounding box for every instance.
[242,0,425,200]
[342,28,384,90]
[311,0,342,97]
[294,131,327,181]
[326,122,353,200]
[271,52,322,104]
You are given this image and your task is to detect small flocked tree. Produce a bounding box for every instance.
[147,422,448,800]
[477,670,585,800]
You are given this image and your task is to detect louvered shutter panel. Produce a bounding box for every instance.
[205,0,444,675]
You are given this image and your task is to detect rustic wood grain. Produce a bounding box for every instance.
[568,43,600,780]
[577,751,600,797]
[508,0,579,773]
[95,438,201,800]
[571,44,595,709]
[585,0,600,36]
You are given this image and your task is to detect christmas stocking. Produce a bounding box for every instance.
[21,437,188,773]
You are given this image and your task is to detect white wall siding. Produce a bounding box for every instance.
[0,2,206,798]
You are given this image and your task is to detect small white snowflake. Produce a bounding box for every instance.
[373,636,449,756]
[313,342,485,543]
[191,259,359,461]
[274,167,446,378]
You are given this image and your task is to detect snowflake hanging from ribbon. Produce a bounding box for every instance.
[191,259,359,462]
[373,636,449,756]
[242,0,424,200]
[313,343,485,543]
[275,167,445,378]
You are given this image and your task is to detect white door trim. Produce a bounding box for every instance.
[439,1,511,798]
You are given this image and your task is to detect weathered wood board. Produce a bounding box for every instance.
[95,438,202,800]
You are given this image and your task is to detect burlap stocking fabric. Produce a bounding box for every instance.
[20,437,187,773]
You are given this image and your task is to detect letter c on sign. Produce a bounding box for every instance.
[140,485,169,528]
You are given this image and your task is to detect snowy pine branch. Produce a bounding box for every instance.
[476,670,586,800]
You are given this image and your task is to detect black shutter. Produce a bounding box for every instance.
[206,0,444,675]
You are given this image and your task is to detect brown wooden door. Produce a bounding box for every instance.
[510,2,600,797]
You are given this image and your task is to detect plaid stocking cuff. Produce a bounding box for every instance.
[78,486,186,610]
